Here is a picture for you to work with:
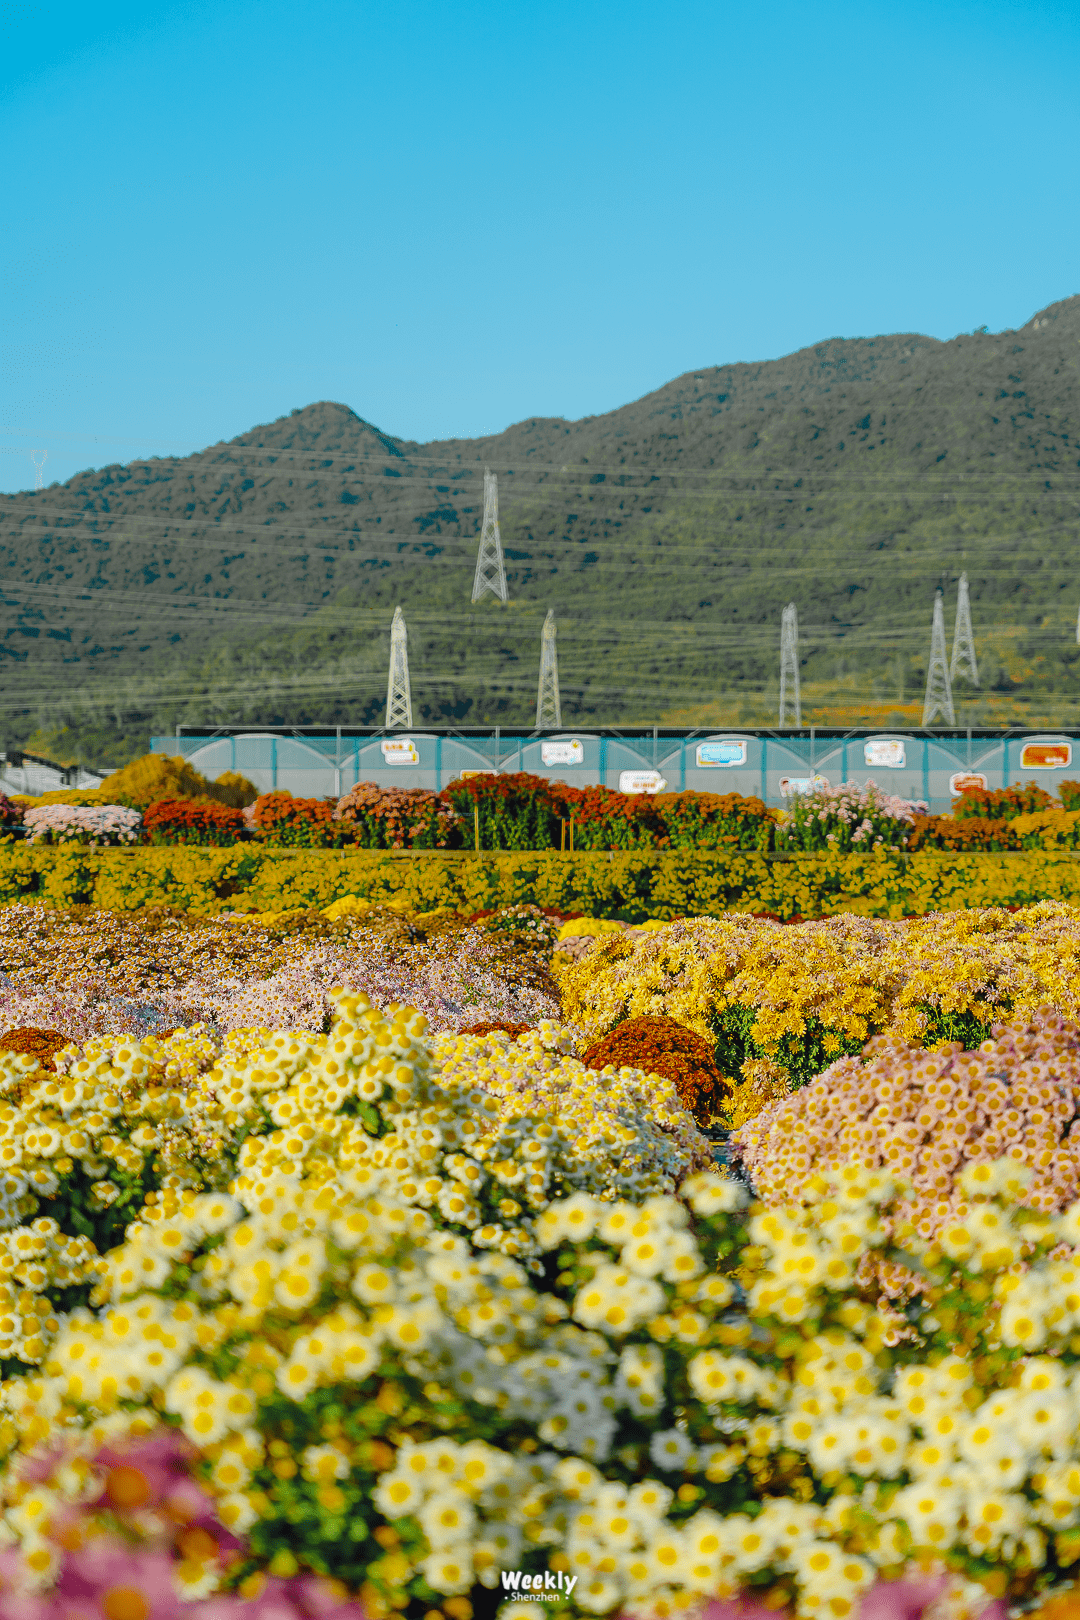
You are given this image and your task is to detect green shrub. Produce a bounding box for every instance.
[441,772,562,850]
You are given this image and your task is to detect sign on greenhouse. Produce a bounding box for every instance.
[778,774,830,797]
[864,739,905,768]
[380,738,419,764]
[619,770,667,794]
[541,739,584,766]
[949,772,987,796]
[1020,741,1072,769]
[696,740,747,767]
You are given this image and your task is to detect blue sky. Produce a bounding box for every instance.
[2,0,1078,492]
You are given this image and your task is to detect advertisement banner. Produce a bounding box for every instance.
[380,738,419,764]
[778,774,830,797]
[949,772,987,796]
[864,739,905,768]
[619,770,667,795]
[541,739,584,766]
[696,740,747,767]
[1020,742,1072,770]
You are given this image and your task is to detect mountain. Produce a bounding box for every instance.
[2,296,1080,764]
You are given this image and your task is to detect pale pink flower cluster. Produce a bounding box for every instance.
[0,906,558,1042]
[733,1008,1080,1289]
[778,780,928,852]
[216,927,558,1034]
[22,804,142,846]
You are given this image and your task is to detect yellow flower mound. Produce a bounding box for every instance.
[232,1010,710,1263]
[1012,808,1080,847]
[232,895,451,926]
[0,996,710,1371]
[13,1142,1080,1616]
[557,918,628,939]
[554,901,1080,1120]
[557,917,679,940]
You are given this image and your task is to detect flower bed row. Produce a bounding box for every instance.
[0,899,564,1045]
[1,779,779,851]
[10,770,1080,853]
[5,985,1080,1618]
[6,844,1080,918]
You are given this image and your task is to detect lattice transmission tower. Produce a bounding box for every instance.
[922,590,956,726]
[778,602,801,727]
[30,451,47,490]
[385,606,413,728]
[950,572,980,687]
[471,469,508,604]
[536,609,562,728]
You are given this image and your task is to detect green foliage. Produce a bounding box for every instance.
[42,1159,154,1252]
[442,773,562,851]
[919,1005,997,1049]
[656,792,773,851]
[711,1003,866,1093]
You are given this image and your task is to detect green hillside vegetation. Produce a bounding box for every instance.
[2,294,1080,765]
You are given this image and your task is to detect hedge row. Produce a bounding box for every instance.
[3,845,1080,919]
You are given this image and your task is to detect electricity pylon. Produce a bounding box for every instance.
[471,469,509,604]
[950,572,980,687]
[778,602,801,727]
[385,606,413,728]
[30,451,47,490]
[536,609,562,728]
[922,590,956,726]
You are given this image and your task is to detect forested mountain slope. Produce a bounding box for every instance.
[2,295,1079,763]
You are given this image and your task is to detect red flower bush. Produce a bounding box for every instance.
[142,797,246,846]
[906,813,1023,851]
[441,771,562,849]
[0,1025,69,1074]
[656,790,774,850]
[457,1019,533,1039]
[953,781,1054,820]
[250,791,353,847]
[582,1014,732,1124]
[555,784,665,849]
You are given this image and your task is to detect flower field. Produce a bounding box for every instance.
[6,758,1080,857]
[555,901,1080,1116]
[6,881,1080,1619]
